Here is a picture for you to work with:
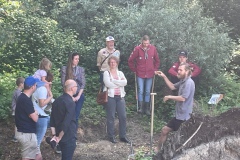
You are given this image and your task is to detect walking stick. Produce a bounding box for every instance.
[135,74,138,112]
[150,75,156,111]
[150,92,157,154]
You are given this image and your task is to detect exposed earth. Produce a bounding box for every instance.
[1,108,240,160]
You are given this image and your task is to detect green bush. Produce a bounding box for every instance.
[0,70,29,120]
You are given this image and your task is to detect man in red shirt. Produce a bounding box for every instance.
[128,35,160,115]
[168,50,201,85]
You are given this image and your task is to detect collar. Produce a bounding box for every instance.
[139,44,151,51]
[179,76,191,84]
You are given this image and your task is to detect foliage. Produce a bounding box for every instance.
[0,70,29,120]
[226,43,240,79]
[0,0,238,124]
[194,74,240,116]
[201,0,240,40]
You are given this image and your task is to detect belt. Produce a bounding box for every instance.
[39,115,48,118]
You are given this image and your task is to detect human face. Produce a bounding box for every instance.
[109,59,118,69]
[72,55,79,67]
[72,83,78,94]
[179,56,187,63]
[142,40,150,49]
[177,65,188,80]
[106,40,115,50]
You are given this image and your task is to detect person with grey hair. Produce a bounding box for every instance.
[154,62,195,153]
[49,79,77,160]
[97,36,120,90]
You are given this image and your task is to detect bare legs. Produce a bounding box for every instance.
[155,126,172,153]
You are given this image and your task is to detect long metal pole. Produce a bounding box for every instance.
[135,74,138,112]
[150,92,157,154]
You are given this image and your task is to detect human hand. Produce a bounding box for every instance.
[48,90,53,98]
[163,96,169,102]
[73,95,80,102]
[155,71,166,78]
[54,136,61,143]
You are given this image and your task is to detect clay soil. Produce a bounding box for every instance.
[1,108,240,160]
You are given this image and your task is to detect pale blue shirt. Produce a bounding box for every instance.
[174,76,195,120]
[32,86,48,116]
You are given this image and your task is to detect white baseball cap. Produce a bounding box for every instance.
[106,36,114,41]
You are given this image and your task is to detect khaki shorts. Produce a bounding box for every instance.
[15,131,40,159]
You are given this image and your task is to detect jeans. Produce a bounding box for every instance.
[137,77,153,102]
[106,96,126,138]
[74,93,85,128]
[36,116,50,147]
[59,138,76,160]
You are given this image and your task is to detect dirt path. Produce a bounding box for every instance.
[1,108,240,160]
[0,113,157,160]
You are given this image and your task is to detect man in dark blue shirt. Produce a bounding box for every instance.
[50,79,77,160]
[15,76,41,160]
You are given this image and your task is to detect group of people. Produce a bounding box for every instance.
[96,35,200,153]
[11,34,201,160]
[12,53,85,160]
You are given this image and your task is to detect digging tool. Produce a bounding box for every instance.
[127,141,135,160]
[150,92,157,154]
[176,122,203,152]
[135,74,138,112]
[150,75,156,112]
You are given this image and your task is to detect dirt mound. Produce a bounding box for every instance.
[154,108,240,159]
[1,108,240,160]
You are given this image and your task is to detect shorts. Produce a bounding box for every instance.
[15,131,40,159]
[167,117,185,131]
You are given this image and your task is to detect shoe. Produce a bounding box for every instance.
[45,137,57,149]
[55,144,62,154]
[109,137,117,143]
[120,137,131,143]
[11,137,18,143]
[137,101,143,113]
[144,102,151,116]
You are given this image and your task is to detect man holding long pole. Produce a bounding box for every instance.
[154,62,195,153]
[128,35,160,115]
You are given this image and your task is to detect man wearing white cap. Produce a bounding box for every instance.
[96,36,120,88]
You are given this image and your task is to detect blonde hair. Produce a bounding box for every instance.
[179,62,193,76]
[39,58,52,71]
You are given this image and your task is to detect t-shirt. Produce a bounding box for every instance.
[32,86,48,116]
[11,88,22,113]
[174,76,195,120]
[15,93,36,133]
[33,69,47,80]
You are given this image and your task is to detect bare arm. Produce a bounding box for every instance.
[163,95,186,102]
[38,90,53,107]
[29,110,38,122]
[155,71,176,90]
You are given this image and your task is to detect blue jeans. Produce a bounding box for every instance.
[59,138,76,160]
[137,77,153,102]
[74,93,85,128]
[36,116,50,147]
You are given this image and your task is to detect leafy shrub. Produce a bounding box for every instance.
[0,70,29,120]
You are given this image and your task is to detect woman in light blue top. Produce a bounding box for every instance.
[32,72,54,156]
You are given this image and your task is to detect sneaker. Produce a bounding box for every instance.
[55,144,61,154]
[11,137,18,143]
